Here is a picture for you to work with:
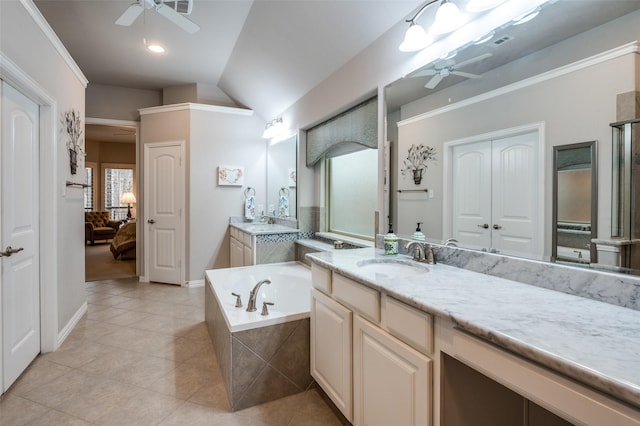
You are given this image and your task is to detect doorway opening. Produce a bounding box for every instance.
[84,122,138,282]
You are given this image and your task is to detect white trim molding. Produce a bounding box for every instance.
[139,102,254,117]
[19,0,88,87]
[1,52,60,354]
[56,302,88,349]
[398,41,639,128]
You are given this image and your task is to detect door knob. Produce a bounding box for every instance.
[493,224,502,230]
[147,219,156,224]
[477,224,489,229]
[0,246,24,257]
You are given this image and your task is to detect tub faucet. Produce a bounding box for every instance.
[247,279,271,312]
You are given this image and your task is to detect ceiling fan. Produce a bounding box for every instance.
[115,0,200,34]
[412,53,492,89]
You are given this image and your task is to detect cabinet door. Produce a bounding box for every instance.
[354,315,432,426]
[243,244,253,266]
[311,289,353,422]
[230,237,243,267]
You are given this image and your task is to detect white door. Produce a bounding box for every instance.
[452,141,492,250]
[144,142,184,285]
[1,81,40,392]
[492,133,539,257]
[452,131,539,258]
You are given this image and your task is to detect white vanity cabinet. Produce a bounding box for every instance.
[310,264,433,426]
[229,226,254,267]
[311,288,353,421]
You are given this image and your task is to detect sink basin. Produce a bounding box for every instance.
[355,258,429,278]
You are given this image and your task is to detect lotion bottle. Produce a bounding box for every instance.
[384,223,398,255]
[412,222,426,241]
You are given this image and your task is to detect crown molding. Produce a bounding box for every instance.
[19,0,88,87]
[139,102,254,116]
[398,41,639,128]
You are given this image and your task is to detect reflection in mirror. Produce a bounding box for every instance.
[552,142,597,266]
[266,134,297,218]
[384,1,640,275]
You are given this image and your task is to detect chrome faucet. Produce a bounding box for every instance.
[405,241,427,262]
[247,279,271,312]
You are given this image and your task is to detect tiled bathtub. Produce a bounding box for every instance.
[204,262,314,411]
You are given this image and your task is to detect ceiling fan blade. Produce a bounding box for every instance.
[156,3,200,34]
[412,69,438,78]
[451,71,481,79]
[453,53,492,69]
[115,3,144,26]
[425,74,444,89]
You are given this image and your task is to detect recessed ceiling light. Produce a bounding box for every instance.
[147,44,165,53]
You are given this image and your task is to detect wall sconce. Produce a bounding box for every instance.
[398,0,507,53]
[262,118,285,139]
[120,191,136,220]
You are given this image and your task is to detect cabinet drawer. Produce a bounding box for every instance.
[333,273,380,323]
[242,231,252,246]
[383,296,433,355]
[311,263,332,294]
[230,227,239,239]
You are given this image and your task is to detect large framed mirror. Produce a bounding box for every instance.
[266,134,297,218]
[552,141,597,266]
[383,1,640,274]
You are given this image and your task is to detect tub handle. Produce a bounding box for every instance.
[231,292,243,308]
[261,301,274,316]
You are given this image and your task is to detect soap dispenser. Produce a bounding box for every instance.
[384,223,398,256]
[412,222,426,241]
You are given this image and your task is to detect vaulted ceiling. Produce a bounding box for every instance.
[34,0,423,121]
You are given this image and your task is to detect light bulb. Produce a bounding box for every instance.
[399,22,433,52]
[430,0,467,35]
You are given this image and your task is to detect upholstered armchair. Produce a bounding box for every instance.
[85,211,121,245]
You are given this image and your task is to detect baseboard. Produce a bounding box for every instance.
[55,301,87,350]
[184,279,204,288]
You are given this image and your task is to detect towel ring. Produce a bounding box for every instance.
[279,187,289,197]
[244,187,256,198]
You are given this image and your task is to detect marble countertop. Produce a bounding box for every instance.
[306,247,640,409]
[230,222,299,235]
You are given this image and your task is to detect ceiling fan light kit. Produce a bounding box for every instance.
[116,0,200,34]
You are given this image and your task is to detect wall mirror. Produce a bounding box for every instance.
[267,134,297,218]
[383,1,640,274]
[552,142,597,265]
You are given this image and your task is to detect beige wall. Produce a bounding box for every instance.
[1,0,87,337]
[86,83,161,121]
[140,105,266,282]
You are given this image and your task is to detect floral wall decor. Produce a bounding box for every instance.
[61,109,83,175]
[218,165,244,186]
[401,144,436,185]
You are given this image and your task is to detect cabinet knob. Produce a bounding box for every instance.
[477,224,489,229]
[493,224,502,230]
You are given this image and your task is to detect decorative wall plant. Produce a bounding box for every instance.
[61,109,84,175]
[401,143,437,185]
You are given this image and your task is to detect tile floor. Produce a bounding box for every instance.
[0,277,343,425]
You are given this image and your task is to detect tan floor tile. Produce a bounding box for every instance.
[187,380,231,411]
[40,340,114,369]
[20,370,95,410]
[130,313,200,336]
[8,356,73,396]
[142,362,219,400]
[94,388,183,426]
[234,388,309,426]
[78,346,146,376]
[85,305,131,322]
[158,401,244,426]
[153,335,212,362]
[53,375,140,422]
[101,309,151,326]
[177,321,211,341]
[288,389,344,426]
[24,409,92,426]
[67,318,122,341]
[106,355,179,386]
[92,326,176,354]
[0,394,49,426]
